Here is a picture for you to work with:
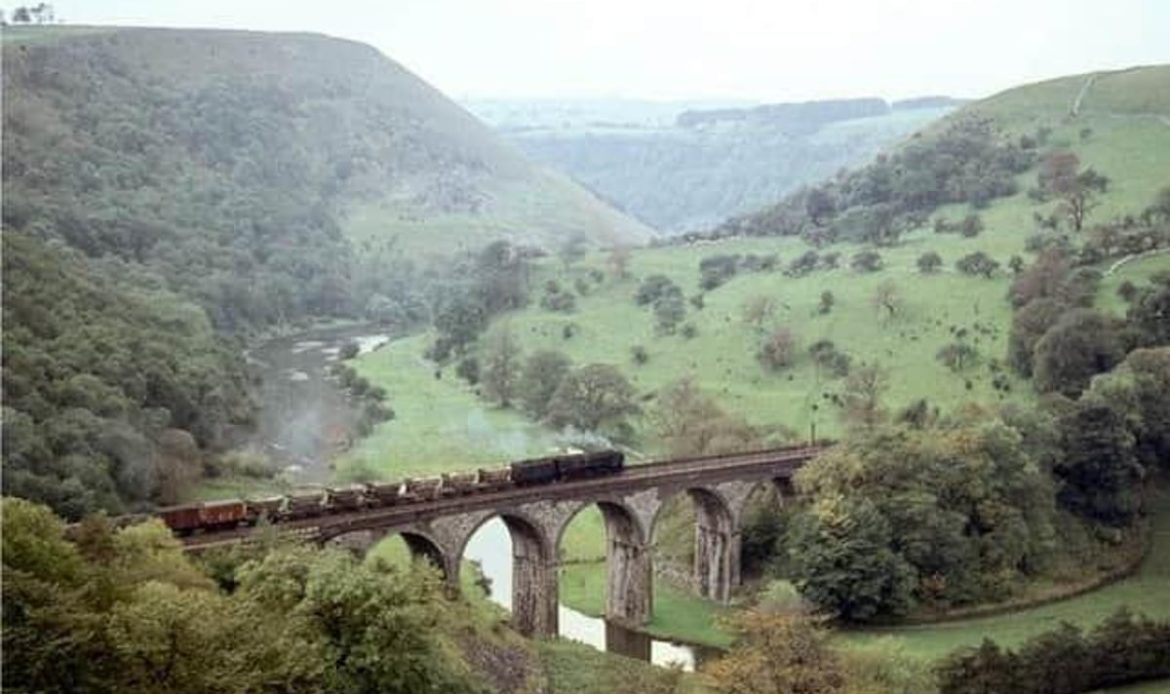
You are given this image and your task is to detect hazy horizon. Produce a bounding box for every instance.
[33,1,1170,104]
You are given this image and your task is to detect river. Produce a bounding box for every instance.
[249,326,708,669]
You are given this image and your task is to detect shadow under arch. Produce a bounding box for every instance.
[651,486,737,603]
[457,510,557,637]
[557,499,653,627]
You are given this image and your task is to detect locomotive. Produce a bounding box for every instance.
[153,449,626,535]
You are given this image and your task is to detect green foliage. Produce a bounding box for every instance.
[545,364,640,438]
[1033,310,1124,396]
[935,609,1170,694]
[955,251,1001,278]
[636,275,682,306]
[699,254,740,290]
[917,251,943,273]
[1,498,489,693]
[792,418,1060,614]
[719,114,1031,241]
[787,495,916,622]
[480,327,523,407]
[1054,401,1143,527]
[850,250,883,273]
[518,350,573,419]
[1,234,253,519]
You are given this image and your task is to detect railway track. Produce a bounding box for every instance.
[179,445,827,550]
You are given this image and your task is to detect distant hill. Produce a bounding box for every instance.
[465,96,958,233]
[1,27,652,274]
[719,64,1170,241]
[0,26,651,519]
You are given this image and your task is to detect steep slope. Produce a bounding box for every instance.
[0,25,652,519]
[1,27,653,327]
[465,97,957,232]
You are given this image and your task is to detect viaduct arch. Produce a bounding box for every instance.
[185,446,822,637]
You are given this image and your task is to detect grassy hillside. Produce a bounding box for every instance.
[335,64,1170,649]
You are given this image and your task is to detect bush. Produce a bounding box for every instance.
[630,345,649,365]
[850,250,883,273]
[955,251,1000,278]
[818,291,835,315]
[635,275,681,306]
[680,323,698,339]
[758,327,798,371]
[959,213,984,238]
[339,341,360,360]
[455,357,479,385]
[917,251,943,274]
[935,609,1170,694]
[699,254,740,290]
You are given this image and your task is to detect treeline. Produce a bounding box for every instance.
[2,235,255,519]
[770,298,1169,621]
[0,497,495,693]
[699,607,1170,694]
[937,610,1170,693]
[710,114,1034,243]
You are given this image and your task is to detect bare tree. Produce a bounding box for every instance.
[481,326,523,407]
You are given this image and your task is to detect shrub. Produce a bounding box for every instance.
[699,254,740,290]
[850,250,883,273]
[636,275,681,305]
[455,357,479,385]
[339,341,360,360]
[955,251,1000,278]
[630,345,649,365]
[818,291,835,315]
[758,327,798,371]
[959,213,984,238]
[917,251,943,274]
[680,323,698,339]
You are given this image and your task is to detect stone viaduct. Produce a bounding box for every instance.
[182,446,823,638]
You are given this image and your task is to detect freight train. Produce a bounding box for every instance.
[154,449,626,535]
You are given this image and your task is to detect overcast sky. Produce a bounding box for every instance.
[56,0,1170,102]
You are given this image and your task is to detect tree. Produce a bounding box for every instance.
[1037,151,1107,231]
[871,280,903,319]
[742,295,777,331]
[700,255,740,290]
[654,292,686,334]
[1033,310,1124,396]
[518,350,572,418]
[805,187,836,226]
[1054,401,1142,527]
[11,6,31,22]
[636,274,681,306]
[787,495,915,621]
[959,213,984,238]
[817,290,834,315]
[652,378,763,457]
[758,327,798,371]
[480,327,523,407]
[1009,248,1071,308]
[917,251,943,274]
[545,364,640,435]
[703,612,847,693]
[434,296,487,356]
[955,251,1000,278]
[840,363,888,429]
[1008,298,1068,376]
